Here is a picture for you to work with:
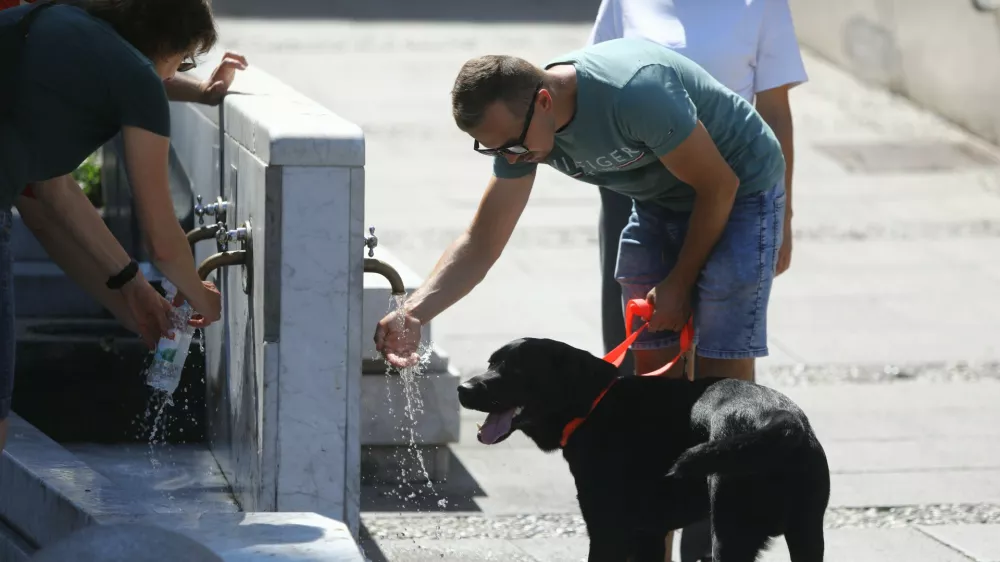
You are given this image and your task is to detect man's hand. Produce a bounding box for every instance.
[120,270,173,349]
[646,275,692,333]
[776,217,793,276]
[200,51,248,106]
[374,309,423,368]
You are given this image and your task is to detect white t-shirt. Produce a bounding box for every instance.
[587,0,808,102]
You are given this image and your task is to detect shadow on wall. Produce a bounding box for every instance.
[210,0,603,23]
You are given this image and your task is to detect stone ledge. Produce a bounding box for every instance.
[0,414,367,559]
[101,513,366,562]
[181,45,364,167]
[0,415,132,546]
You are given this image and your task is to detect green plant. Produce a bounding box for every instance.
[72,151,103,208]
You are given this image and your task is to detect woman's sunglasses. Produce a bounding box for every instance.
[177,55,197,73]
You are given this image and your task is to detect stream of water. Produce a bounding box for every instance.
[381,294,449,508]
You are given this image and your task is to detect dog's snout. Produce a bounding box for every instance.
[457,380,477,402]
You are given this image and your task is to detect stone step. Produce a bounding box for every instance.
[0,414,367,561]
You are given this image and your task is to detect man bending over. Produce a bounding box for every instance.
[375,38,786,381]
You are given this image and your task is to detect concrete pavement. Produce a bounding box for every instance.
[214,11,1000,562]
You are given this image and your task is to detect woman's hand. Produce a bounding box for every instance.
[177,281,222,328]
[646,275,693,333]
[120,270,173,349]
[374,309,423,368]
[200,51,248,106]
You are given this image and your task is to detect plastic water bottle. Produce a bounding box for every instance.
[146,280,195,395]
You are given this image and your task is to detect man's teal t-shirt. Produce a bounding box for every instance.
[0,3,170,207]
[494,38,785,211]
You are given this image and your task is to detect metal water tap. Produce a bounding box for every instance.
[201,220,253,294]
[364,226,378,257]
[195,194,230,225]
[216,221,250,248]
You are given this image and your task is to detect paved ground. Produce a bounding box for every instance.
[215,8,1000,561]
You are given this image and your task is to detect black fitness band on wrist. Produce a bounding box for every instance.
[106,259,139,290]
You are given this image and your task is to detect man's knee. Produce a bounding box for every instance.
[696,356,754,381]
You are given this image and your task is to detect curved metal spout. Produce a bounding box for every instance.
[198,250,247,281]
[187,223,222,245]
[364,258,405,296]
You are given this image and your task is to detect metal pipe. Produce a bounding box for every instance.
[198,250,247,281]
[186,223,223,245]
[364,258,406,296]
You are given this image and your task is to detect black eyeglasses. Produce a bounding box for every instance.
[177,55,197,73]
[473,83,543,157]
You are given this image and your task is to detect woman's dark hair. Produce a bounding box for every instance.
[84,0,218,60]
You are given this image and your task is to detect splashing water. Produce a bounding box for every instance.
[136,391,173,469]
[381,294,441,504]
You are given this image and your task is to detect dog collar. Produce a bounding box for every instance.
[560,378,620,448]
[559,299,694,449]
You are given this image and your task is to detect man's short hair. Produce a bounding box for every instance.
[451,55,545,132]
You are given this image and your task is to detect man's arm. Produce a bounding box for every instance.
[615,65,739,296]
[403,173,535,324]
[657,122,740,289]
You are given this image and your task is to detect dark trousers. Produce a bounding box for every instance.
[597,187,712,562]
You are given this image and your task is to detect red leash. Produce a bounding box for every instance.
[560,299,694,447]
[602,299,693,376]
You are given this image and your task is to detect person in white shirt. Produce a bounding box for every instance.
[590,0,807,376]
[587,2,807,561]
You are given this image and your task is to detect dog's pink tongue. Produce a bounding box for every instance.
[477,409,516,445]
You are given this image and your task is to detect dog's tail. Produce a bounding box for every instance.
[666,411,806,479]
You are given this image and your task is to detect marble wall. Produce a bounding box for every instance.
[169,50,365,535]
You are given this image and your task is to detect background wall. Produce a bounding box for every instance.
[788,0,1000,145]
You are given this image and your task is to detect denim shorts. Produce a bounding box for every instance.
[0,208,12,419]
[614,182,786,359]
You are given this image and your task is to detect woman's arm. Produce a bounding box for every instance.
[120,125,221,324]
[28,176,133,281]
[19,177,173,347]
[162,51,248,106]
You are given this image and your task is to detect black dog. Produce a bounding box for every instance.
[458,337,830,562]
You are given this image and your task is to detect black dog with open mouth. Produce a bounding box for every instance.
[458,337,831,562]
